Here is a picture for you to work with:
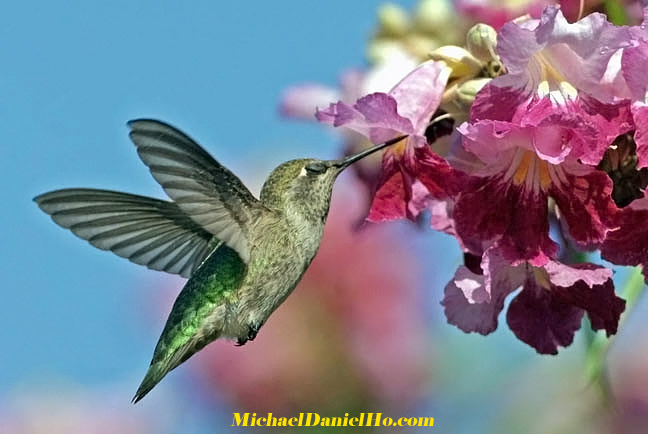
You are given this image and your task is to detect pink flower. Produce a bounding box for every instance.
[317,60,459,221]
[450,7,635,265]
[619,14,648,168]
[280,52,422,193]
[442,248,625,354]
[490,6,631,107]
[601,196,648,275]
[594,12,648,276]
[455,107,621,265]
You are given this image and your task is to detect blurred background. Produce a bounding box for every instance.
[2,1,648,433]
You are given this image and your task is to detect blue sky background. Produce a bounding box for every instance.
[0,1,394,388]
[3,0,452,389]
[4,1,648,433]
[0,0,501,410]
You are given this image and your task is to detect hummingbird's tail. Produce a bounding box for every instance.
[132,346,191,403]
[132,361,170,404]
[132,334,215,403]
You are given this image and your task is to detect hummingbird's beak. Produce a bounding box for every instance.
[333,135,407,170]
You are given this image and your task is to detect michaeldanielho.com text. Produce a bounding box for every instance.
[231,413,434,428]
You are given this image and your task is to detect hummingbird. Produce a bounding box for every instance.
[34,119,403,403]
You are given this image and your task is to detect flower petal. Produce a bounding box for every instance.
[497,6,632,103]
[470,82,530,123]
[621,41,648,101]
[316,93,415,143]
[410,144,459,196]
[632,103,648,168]
[442,268,496,335]
[507,260,623,354]
[453,173,558,266]
[543,261,612,288]
[441,249,525,335]
[550,266,624,336]
[367,153,411,222]
[388,60,451,133]
[601,197,648,274]
[457,120,524,166]
[507,277,583,355]
[550,161,618,250]
[279,83,340,120]
[567,97,634,166]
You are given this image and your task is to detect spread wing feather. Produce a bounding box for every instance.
[34,188,216,278]
[128,119,262,263]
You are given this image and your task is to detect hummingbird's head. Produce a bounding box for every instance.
[260,136,404,223]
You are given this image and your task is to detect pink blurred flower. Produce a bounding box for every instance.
[0,387,164,434]
[453,0,551,29]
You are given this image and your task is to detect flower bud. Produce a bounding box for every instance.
[404,34,441,60]
[376,4,409,37]
[413,0,454,34]
[367,39,407,64]
[441,77,491,119]
[429,45,482,79]
[455,77,490,109]
[466,23,498,62]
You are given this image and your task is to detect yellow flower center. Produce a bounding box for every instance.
[533,48,577,103]
[508,149,553,192]
[391,136,409,156]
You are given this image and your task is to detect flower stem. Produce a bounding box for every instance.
[603,0,629,26]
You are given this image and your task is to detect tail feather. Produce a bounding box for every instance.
[132,334,215,403]
[132,361,170,404]
[132,347,188,403]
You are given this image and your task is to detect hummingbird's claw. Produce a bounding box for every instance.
[235,323,262,346]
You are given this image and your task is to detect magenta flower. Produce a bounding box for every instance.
[601,197,648,273]
[595,14,648,276]
[490,6,632,108]
[280,52,422,194]
[446,5,635,343]
[442,248,625,354]
[472,7,631,131]
[620,16,648,168]
[469,6,634,163]
[455,106,621,266]
[317,60,458,221]
[450,7,636,265]
[280,3,643,355]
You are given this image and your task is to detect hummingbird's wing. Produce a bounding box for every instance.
[128,119,263,264]
[34,188,216,278]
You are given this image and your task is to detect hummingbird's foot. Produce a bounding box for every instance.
[235,323,262,346]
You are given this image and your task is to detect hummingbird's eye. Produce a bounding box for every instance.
[304,162,328,175]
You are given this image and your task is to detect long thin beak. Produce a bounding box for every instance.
[333,135,407,170]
